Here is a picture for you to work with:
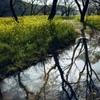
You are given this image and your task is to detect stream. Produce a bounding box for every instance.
[0,35,100,100]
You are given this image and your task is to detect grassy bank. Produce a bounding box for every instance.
[0,16,77,80]
[85,15,100,31]
[74,15,100,30]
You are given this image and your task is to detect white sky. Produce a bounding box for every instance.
[23,0,53,5]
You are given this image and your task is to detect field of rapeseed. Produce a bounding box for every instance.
[0,16,77,80]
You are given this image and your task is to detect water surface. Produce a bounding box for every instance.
[0,35,100,100]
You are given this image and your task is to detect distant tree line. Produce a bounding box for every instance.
[0,0,100,18]
[0,0,78,17]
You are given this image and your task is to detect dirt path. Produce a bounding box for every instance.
[68,20,100,38]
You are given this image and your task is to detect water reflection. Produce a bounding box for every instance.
[1,76,26,100]
[0,35,100,100]
[0,86,3,100]
[79,36,100,64]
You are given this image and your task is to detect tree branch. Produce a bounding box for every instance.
[10,0,19,22]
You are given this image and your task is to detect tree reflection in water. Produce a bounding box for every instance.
[18,73,36,99]
[0,86,3,100]
[0,25,100,100]
[63,23,100,100]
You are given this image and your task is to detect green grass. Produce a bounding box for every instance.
[73,15,100,31]
[54,16,75,20]
[0,15,77,80]
[85,15,100,30]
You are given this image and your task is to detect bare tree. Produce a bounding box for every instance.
[21,3,30,16]
[92,0,100,4]
[42,0,48,15]
[92,0,100,14]
[10,0,19,22]
[48,0,58,20]
[62,0,75,16]
[37,0,49,15]
[30,0,39,15]
[0,88,3,100]
[75,0,89,22]
[12,0,30,16]
[52,52,78,100]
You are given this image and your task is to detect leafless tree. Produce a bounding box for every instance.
[10,0,19,22]
[92,0,100,14]
[30,0,38,15]
[42,0,48,15]
[75,0,89,22]
[17,73,38,99]
[0,88,3,100]
[62,0,75,16]
[48,0,58,20]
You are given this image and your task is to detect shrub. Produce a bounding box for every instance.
[0,15,77,78]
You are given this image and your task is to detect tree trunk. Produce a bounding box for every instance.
[43,5,46,15]
[67,6,70,16]
[75,0,89,23]
[80,13,85,22]
[10,0,18,22]
[0,88,3,100]
[48,0,58,20]
[97,3,100,15]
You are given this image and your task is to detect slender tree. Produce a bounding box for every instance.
[75,0,89,22]
[62,0,75,16]
[42,0,48,15]
[10,0,18,22]
[48,0,58,20]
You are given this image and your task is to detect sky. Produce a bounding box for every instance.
[23,0,53,5]
[22,0,76,6]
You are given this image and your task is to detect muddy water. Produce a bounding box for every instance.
[0,35,100,100]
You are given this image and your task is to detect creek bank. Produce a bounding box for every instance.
[0,17,78,81]
[0,40,76,82]
[0,34,100,100]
